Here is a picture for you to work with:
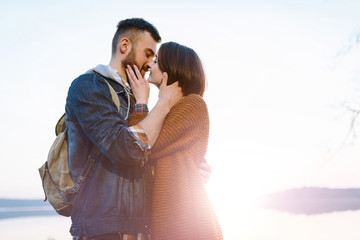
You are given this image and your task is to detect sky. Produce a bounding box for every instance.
[1,0,360,212]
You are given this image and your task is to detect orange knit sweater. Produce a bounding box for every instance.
[129,94,223,240]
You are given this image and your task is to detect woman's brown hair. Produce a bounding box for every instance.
[158,42,206,96]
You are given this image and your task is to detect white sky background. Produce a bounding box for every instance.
[1,0,360,206]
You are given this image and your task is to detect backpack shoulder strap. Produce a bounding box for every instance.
[104,80,120,113]
[55,113,66,136]
[88,70,121,113]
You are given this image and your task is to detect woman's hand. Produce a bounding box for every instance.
[126,65,150,105]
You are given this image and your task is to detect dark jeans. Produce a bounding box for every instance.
[73,232,150,240]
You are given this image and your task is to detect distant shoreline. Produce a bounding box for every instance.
[257,187,360,215]
[2,187,360,219]
[0,198,57,220]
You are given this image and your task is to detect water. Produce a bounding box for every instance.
[218,205,360,240]
[0,215,71,240]
[0,206,359,240]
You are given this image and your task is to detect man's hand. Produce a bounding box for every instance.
[157,72,182,110]
[126,65,150,105]
[199,162,212,184]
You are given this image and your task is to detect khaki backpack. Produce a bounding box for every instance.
[39,78,120,216]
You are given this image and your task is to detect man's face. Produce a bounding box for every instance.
[122,31,157,77]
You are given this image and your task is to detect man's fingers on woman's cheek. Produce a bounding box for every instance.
[127,65,135,79]
[126,69,131,80]
[133,65,142,79]
[126,67,132,78]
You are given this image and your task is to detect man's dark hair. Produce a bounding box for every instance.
[111,18,161,55]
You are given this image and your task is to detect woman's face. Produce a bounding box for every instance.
[147,55,163,88]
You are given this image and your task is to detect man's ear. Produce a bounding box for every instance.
[119,38,132,54]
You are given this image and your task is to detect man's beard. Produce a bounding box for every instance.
[122,49,146,77]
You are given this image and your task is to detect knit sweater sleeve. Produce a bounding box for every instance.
[149,94,209,163]
[128,112,148,127]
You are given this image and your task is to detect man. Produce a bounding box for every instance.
[66,18,182,240]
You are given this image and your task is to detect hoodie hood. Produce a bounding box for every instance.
[86,64,131,90]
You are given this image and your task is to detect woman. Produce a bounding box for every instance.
[128,42,223,240]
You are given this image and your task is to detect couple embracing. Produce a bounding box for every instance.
[65,18,223,240]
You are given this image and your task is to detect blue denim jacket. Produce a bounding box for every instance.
[65,71,153,237]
